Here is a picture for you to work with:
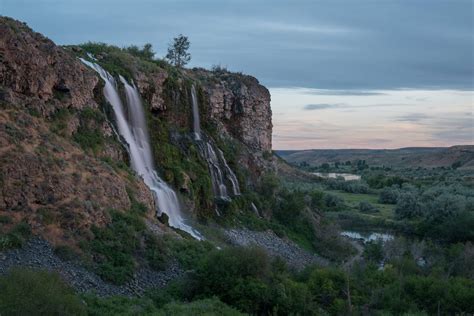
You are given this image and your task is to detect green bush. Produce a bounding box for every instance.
[363,241,384,262]
[54,245,78,261]
[0,222,31,251]
[159,298,245,316]
[84,295,244,316]
[144,233,169,271]
[0,215,12,224]
[324,193,345,211]
[83,294,158,316]
[379,186,400,204]
[359,201,379,213]
[0,268,86,315]
[73,128,104,154]
[86,210,144,284]
[83,199,172,284]
[164,236,214,269]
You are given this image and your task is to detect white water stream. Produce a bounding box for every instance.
[81,59,201,239]
[190,85,240,199]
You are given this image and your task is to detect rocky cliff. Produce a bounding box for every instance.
[0,17,274,243]
[191,68,273,183]
[0,17,156,245]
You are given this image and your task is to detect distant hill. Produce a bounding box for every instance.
[276,145,474,170]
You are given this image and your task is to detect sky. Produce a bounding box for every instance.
[2,0,473,149]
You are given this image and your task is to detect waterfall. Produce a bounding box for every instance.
[80,58,201,239]
[217,148,241,196]
[191,85,201,141]
[190,85,240,200]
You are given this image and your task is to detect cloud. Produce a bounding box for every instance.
[432,129,473,143]
[255,21,354,35]
[303,103,342,110]
[273,134,326,140]
[304,89,387,96]
[302,102,412,111]
[394,113,431,122]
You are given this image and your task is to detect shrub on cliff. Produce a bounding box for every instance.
[0,221,31,251]
[124,43,155,60]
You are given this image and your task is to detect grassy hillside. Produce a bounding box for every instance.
[277,145,474,170]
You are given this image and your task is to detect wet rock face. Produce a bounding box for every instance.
[135,70,168,112]
[0,17,98,116]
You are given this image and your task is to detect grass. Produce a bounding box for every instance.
[313,188,404,232]
[325,189,395,220]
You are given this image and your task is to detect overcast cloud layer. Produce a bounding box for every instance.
[3,0,473,149]
[3,0,473,90]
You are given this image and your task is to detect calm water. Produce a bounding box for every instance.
[341,231,394,243]
[313,172,361,181]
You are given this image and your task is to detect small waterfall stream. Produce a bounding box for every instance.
[191,85,201,141]
[190,85,241,199]
[80,58,201,239]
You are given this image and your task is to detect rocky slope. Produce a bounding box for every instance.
[0,238,182,297]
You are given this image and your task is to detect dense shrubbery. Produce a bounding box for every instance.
[85,295,244,315]
[81,197,170,284]
[146,245,474,315]
[326,179,370,194]
[378,185,400,204]
[393,184,474,242]
[0,268,86,315]
[364,173,407,189]
[149,247,318,315]
[0,268,243,316]
[123,43,155,60]
[323,193,346,211]
[2,244,473,315]
[358,200,379,213]
[212,174,355,261]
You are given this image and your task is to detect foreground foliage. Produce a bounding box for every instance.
[0,268,86,316]
[147,246,474,315]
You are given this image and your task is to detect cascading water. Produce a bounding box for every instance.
[190,85,240,200]
[191,85,201,141]
[80,58,201,239]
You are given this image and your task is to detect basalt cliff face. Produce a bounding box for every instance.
[0,17,156,245]
[0,17,273,244]
[192,69,273,182]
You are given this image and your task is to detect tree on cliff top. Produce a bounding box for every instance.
[166,34,191,68]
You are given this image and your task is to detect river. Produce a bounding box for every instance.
[312,172,361,181]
